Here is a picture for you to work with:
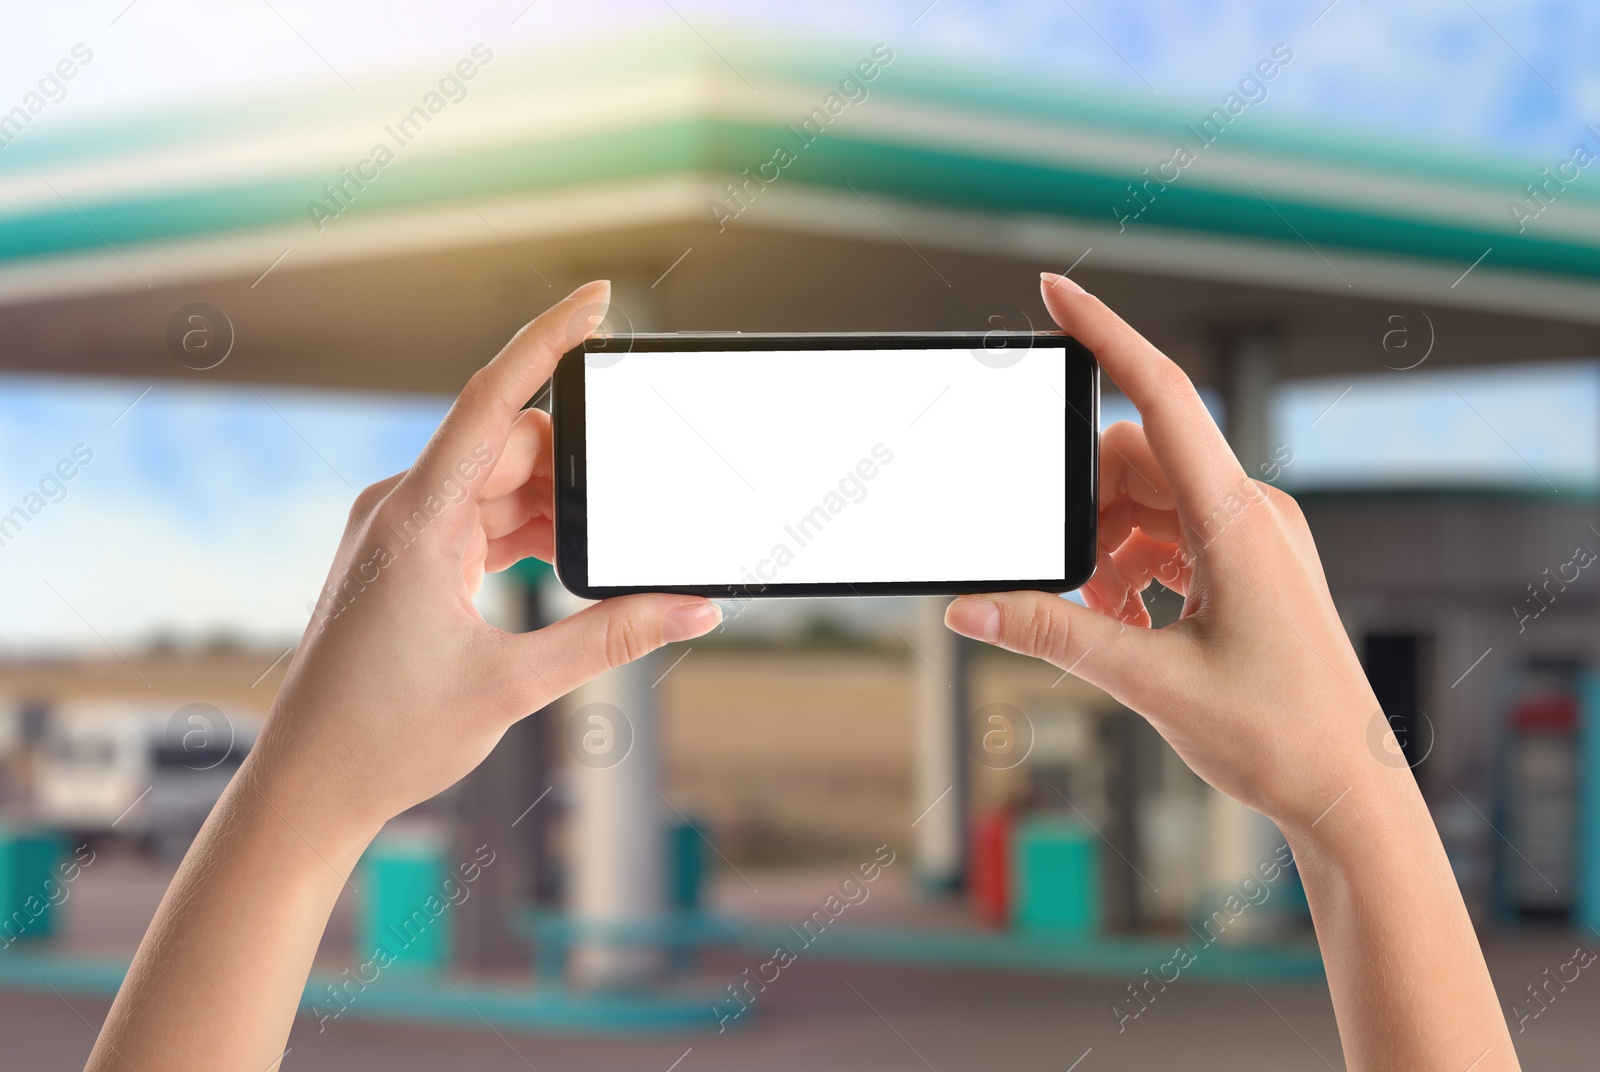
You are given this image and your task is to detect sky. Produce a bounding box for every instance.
[2,0,1596,159]
[0,377,447,652]
[2,1,1597,650]
[1277,361,1600,490]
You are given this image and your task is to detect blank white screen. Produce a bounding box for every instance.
[583,346,1068,587]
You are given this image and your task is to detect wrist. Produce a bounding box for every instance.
[230,750,383,876]
[1280,758,1433,872]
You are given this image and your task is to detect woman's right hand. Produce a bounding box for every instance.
[947,275,1520,1071]
[945,273,1394,836]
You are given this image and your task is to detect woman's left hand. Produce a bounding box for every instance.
[250,279,721,849]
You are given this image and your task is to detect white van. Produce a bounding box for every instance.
[36,700,263,854]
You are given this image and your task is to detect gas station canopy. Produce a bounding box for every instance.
[2,32,1597,392]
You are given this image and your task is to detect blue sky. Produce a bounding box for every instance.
[1276,361,1600,489]
[0,377,446,651]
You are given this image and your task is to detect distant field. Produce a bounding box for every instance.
[659,649,1110,862]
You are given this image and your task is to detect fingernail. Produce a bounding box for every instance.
[565,279,610,301]
[1040,271,1086,295]
[946,597,1001,643]
[663,600,721,642]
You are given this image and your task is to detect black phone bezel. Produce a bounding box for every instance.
[548,332,1098,600]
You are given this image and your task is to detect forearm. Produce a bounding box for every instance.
[1285,765,1518,1072]
[82,281,713,1069]
[88,758,374,1072]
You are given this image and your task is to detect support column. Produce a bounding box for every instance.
[560,270,667,988]
[1207,330,1287,930]
[913,596,968,893]
[1579,670,1600,932]
[452,563,556,972]
[1221,330,1276,478]
[559,586,665,988]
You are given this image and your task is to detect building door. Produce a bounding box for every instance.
[1362,632,1433,784]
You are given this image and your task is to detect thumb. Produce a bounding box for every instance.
[945,591,1170,709]
[506,593,722,702]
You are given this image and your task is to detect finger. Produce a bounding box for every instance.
[504,594,722,703]
[462,522,488,597]
[1133,502,1181,544]
[945,591,1173,708]
[480,478,551,540]
[408,280,608,498]
[1042,274,1246,518]
[1098,494,1134,555]
[1099,420,1172,513]
[484,518,554,572]
[1098,424,1179,552]
[1081,548,1151,627]
[1113,530,1190,600]
[1097,502,1181,561]
[1079,583,1102,613]
[1120,534,1196,601]
[480,408,554,501]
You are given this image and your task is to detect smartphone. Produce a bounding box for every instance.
[550,332,1098,599]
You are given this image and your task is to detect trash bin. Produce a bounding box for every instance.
[357,827,451,974]
[1011,815,1101,933]
[0,824,66,945]
[667,817,705,914]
